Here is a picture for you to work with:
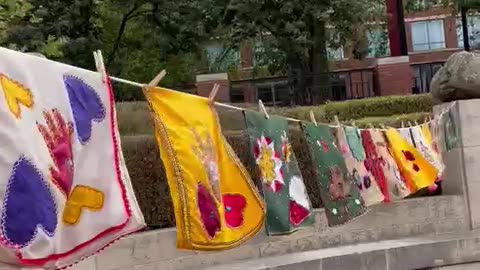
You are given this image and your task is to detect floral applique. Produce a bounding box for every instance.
[190,128,220,200]
[253,136,284,192]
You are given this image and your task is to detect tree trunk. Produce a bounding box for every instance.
[311,20,329,104]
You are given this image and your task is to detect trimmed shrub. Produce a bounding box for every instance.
[116,102,152,135]
[343,112,432,128]
[322,94,432,121]
[121,135,175,228]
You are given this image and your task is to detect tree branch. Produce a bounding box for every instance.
[106,3,153,68]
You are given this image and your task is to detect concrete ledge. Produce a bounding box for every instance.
[48,195,467,270]
[202,230,480,270]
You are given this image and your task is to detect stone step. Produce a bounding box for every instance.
[201,230,480,270]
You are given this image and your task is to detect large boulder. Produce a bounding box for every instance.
[431,51,480,105]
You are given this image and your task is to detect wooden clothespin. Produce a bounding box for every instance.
[351,121,356,128]
[414,120,420,126]
[401,121,405,128]
[334,115,340,126]
[258,100,270,119]
[145,70,167,90]
[208,83,220,106]
[407,121,413,127]
[380,123,386,129]
[309,110,318,126]
[93,50,106,83]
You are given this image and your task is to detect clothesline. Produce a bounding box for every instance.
[108,75,455,130]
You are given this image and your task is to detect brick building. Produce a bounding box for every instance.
[196,7,480,105]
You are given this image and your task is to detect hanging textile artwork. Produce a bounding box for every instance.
[337,127,384,205]
[384,128,438,192]
[359,129,390,202]
[302,122,366,226]
[243,112,313,235]
[367,129,412,200]
[0,47,145,269]
[411,124,445,179]
[144,87,264,249]
[397,127,415,147]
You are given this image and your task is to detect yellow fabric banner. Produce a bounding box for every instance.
[144,87,264,250]
[384,128,438,192]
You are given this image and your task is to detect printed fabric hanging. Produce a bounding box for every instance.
[359,129,390,202]
[384,128,438,192]
[144,87,264,250]
[0,47,145,269]
[244,111,313,235]
[302,122,366,226]
[410,124,445,179]
[367,129,412,200]
[397,127,415,147]
[336,126,384,205]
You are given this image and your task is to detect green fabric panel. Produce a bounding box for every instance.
[344,126,365,161]
[301,122,366,226]
[244,111,313,235]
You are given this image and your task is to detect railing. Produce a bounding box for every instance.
[229,68,377,106]
[411,61,445,94]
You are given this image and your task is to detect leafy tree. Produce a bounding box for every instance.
[222,0,384,104]
[0,0,66,58]
[2,0,102,68]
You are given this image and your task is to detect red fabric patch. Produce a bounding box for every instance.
[403,150,415,161]
[321,139,329,152]
[288,200,309,226]
[222,194,246,228]
[196,183,220,238]
[361,130,389,202]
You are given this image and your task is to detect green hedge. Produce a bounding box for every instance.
[343,112,432,128]
[321,94,432,122]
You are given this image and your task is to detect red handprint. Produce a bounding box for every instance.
[37,109,74,197]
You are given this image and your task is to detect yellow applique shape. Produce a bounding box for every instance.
[63,185,104,225]
[0,74,33,118]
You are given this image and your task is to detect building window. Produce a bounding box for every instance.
[457,15,480,50]
[411,20,446,51]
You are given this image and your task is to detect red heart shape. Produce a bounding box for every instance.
[222,194,246,228]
